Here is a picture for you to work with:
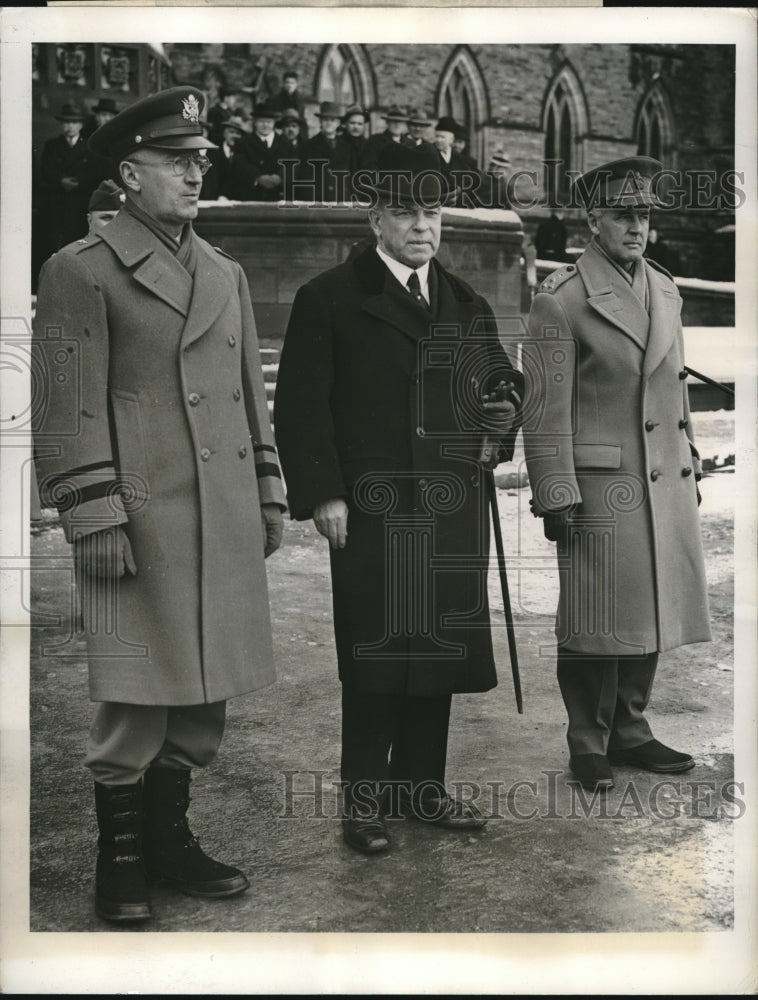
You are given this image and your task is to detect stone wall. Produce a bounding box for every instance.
[193,202,524,344]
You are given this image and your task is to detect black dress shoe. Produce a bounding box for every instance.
[411,796,487,830]
[607,739,695,773]
[342,816,390,854]
[568,754,614,791]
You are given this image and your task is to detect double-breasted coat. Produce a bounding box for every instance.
[522,241,711,656]
[274,245,523,696]
[33,209,285,705]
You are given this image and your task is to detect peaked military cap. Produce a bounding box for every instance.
[574,156,664,210]
[89,86,217,161]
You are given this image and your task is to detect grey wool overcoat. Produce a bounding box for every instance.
[522,241,711,656]
[33,210,286,705]
[274,245,524,696]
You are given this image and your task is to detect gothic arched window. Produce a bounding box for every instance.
[636,82,673,163]
[542,66,588,206]
[437,46,488,159]
[316,44,374,109]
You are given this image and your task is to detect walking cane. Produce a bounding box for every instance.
[486,469,523,713]
[684,366,735,398]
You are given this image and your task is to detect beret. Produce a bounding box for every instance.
[89,86,217,161]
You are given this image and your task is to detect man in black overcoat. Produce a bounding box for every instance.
[245,101,288,201]
[275,143,523,854]
[299,101,353,202]
[39,102,101,258]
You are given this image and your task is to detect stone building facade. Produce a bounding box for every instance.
[31,42,737,277]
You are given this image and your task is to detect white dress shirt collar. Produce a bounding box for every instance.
[375,246,430,304]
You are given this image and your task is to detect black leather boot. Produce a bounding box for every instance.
[94,781,152,923]
[143,766,249,898]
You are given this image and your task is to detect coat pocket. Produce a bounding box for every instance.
[109,388,151,504]
[573,443,622,469]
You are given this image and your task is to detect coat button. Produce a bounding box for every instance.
[416,426,425,437]
[471,474,480,486]
[682,467,693,477]
[645,420,656,431]
[678,369,688,380]
[188,392,200,406]
[200,448,211,462]
[679,419,688,429]
[233,388,241,401]
[650,470,660,482]
[419,479,428,490]
[238,445,248,459]
[228,335,236,348]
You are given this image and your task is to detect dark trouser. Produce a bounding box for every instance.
[557,649,658,756]
[341,684,452,817]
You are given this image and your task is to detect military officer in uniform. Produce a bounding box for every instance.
[33,86,286,922]
[522,156,711,792]
[275,143,523,854]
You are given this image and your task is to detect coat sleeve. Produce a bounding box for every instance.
[273,281,348,520]
[236,262,286,510]
[32,248,128,541]
[522,290,582,515]
[679,325,702,479]
[472,295,525,465]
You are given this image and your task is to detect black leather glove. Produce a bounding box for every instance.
[542,506,577,543]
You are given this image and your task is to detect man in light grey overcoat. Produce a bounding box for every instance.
[33,86,286,922]
[523,157,711,792]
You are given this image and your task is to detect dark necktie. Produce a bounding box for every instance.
[406,270,428,309]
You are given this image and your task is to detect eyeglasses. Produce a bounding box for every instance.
[129,153,212,176]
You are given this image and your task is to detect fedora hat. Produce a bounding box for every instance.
[369,142,453,206]
[89,86,217,160]
[277,107,305,127]
[435,116,460,135]
[91,97,119,115]
[316,101,344,119]
[574,156,664,210]
[220,114,248,133]
[342,104,367,122]
[407,108,432,127]
[55,102,86,122]
[252,101,278,119]
[382,105,409,123]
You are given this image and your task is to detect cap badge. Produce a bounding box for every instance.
[181,94,200,123]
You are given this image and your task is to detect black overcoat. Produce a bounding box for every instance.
[274,246,523,696]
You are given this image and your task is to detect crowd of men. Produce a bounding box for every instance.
[33,82,515,280]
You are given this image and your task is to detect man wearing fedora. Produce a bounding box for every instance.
[33,86,285,922]
[267,69,306,120]
[275,142,523,854]
[298,100,353,202]
[276,108,308,200]
[360,105,409,169]
[203,114,259,201]
[247,101,288,200]
[82,97,119,139]
[402,109,435,151]
[39,101,100,257]
[522,156,711,793]
[434,116,482,207]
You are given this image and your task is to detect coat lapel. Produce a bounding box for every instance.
[356,248,471,343]
[578,243,650,352]
[99,211,193,318]
[642,260,682,377]
[357,247,435,342]
[180,236,235,349]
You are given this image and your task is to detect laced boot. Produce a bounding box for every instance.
[94,781,152,922]
[143,766,249,898]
